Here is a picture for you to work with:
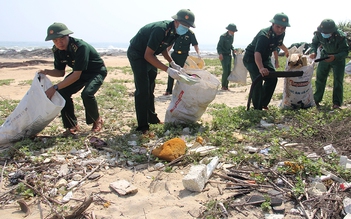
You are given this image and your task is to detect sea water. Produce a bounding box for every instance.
[0,41,221,57]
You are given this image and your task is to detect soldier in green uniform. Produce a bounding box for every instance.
[39,22,106,136]
[217,23,238,91]
[243,13,290,110]
[309,19,349,109]
[163,30,200,95]
[127,9,196,134]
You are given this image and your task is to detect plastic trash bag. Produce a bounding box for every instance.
[280,45,315,109]
[228,54,247,85]
[165,69,220,123]
[0,72,65,144]
[345,60,351,75]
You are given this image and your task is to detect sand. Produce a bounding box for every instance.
[0,55,286,219]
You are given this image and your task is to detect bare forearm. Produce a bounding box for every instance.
[41,69,65,77]
[254,52,264,70]
[194,45,200,54]
[144,50,169,72]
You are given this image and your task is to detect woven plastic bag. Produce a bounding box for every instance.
[165,69,220,123]
[228,54,247,85]
[345,60,351,75]
[280,45,315,109]
[0,73,65,144]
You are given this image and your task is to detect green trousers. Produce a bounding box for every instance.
[314,58,345,106]
[127,48,161,132]
[243,54,277,110]
[220,54,232,88]
[58,72,106,129]
[165,52,188,93]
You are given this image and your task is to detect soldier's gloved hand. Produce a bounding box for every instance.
[197,53,202,59]
[170,61,182,71]
[166,67,181,80]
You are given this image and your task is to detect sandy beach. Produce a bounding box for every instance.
[0,55,285,120]
[0,55,287,219]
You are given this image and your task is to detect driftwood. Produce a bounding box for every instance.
[17,200,31,217]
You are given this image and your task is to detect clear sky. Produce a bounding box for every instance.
[0,0,350,49]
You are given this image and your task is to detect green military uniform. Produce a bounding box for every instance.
[165,30,198,94]
[53,37,107,129]
[217,25,236,89]
[243,26,285,110]
[310,19,349,107]
[127,20,178,132]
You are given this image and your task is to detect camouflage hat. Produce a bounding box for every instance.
[317,19,337,33]
[270,13,290,27]
[45,22,73,41]
[226,23,238,32]
[172,9,196,28]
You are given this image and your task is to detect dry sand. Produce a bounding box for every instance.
[0,56,286,219]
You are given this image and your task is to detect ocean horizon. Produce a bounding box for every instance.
[0,41,218,54]
[0,41,249,57]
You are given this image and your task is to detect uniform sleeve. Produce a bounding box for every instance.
[334,33,349,61]
[190,32,198,46]
[254,35,270,54]
[310,32,320,55]
[217,35,224,54]
[147,27,166,51]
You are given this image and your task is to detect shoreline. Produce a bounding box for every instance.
[0,47,219,61]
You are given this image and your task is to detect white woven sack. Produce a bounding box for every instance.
[345,60,351,75]
[228,54,247,85]
[0,73,65,144]
[280,54,315,109]
[165,69,220,123]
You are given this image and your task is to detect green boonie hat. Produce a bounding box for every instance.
[226,23,238,32]
[270,13,290,27]
[172,9,196,28]
[45,22,73,41]
[317,19,337,33]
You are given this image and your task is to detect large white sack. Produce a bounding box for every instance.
[345,60,351,75]
[0,73,65,144]
[228,54,247,85]
[165,69,220,123]
[280,46,315,109]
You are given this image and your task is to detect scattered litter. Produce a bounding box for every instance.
[109,179,138,196]
[188,145,217,156]
[323,144,337,155]
[89,136,107,149]
[62,191,73,203]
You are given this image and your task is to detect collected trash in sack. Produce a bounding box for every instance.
[280,45,316,109]
[184,55,205,69]
[165,69,220,123]
[177,69,201,85]
[287,53,308,68]
[0,72,65,145]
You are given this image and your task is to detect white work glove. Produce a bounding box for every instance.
[197,53,202,59]
[170,61,182,71]
[166,67,181,80]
